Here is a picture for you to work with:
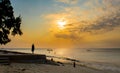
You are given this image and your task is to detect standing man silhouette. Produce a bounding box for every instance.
[31,44,35,54]
[73,61,76,68]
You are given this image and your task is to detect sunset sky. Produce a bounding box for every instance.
[1,0,120,48]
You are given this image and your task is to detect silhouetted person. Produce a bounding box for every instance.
[31,44,35,54]
[51,58,53,61]
[73,61,76,68]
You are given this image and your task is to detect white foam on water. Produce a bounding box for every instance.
[79,61,120,72]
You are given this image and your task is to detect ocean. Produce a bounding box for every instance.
[1,48,120,72]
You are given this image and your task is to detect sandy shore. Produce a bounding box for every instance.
[0,49,119,73]
[0,63,119,73]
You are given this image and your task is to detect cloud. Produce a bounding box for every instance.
[55,0,78,4]
[102,0,120,6]
[79,11,120,33]
[55,33,79,40]
[44,0,120,41]
[54,12,120,39]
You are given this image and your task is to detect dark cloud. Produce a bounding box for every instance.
[81,11,120,33]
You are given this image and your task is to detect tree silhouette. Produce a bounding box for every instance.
[0,0,23,45]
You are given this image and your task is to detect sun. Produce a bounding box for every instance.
[57,20,66,29]
[58,21,66,26]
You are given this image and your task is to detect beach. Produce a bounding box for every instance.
[0,63,119,73]
[0,48,120,73]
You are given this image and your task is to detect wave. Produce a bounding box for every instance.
[78,61,120,72]
[47,55,120,72]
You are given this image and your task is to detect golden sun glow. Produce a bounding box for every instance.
[57,20,66,29]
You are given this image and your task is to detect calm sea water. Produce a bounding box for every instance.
[1,48,120,71]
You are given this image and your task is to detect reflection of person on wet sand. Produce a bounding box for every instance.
[31,44,35,54]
